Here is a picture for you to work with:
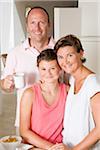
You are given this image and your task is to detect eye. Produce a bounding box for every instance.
[51,67,55,70]
[40,68,46,71]
[57,55,63,59]
[42,68,46,70]
[40,21,47,26]
[40,21,44,24]
[69,54,73,57]
[31,21,35,24]
[67,53,74,57]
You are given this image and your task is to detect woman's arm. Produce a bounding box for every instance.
[72,92,100,150]
[20,87,54,150]
[49,92,100,150]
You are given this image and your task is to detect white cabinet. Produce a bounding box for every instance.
[54,8,81,41]
[79,1,100,74]
[79,1,99,36]
[80,37,99,73]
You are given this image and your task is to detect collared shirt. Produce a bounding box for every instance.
[1,37,55,83]
[1,37,55,127]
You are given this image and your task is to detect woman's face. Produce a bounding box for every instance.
[57,46,83,75]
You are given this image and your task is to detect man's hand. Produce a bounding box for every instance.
[1,75,15,92]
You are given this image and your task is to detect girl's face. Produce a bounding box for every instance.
[38,60,61,83]
[57,46,83,75]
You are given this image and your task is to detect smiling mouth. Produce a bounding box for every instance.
[62,65,72,71]
[35,32,41,35]
[67,64,72,67]
[46,76,53,78]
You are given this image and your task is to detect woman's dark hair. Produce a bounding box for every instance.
[26,6,50,24]
[37,49,59,67]
[54,34,86,63]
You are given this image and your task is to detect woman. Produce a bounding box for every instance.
[20,49,67,149]
[50,34,100,150]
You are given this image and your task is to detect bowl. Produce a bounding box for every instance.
[0,135,22,150]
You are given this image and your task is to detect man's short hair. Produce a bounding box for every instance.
[26,6,50,23]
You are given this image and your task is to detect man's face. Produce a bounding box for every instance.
[27,8,50,42]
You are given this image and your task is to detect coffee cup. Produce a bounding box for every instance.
[13,73,25,89]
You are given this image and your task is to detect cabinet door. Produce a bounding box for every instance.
[81,37,98,73]
[54,8,81,41]
[79,2,98,36]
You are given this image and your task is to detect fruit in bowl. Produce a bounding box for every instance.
[0,135,22,150]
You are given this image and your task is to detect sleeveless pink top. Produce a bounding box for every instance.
[31,83,67,144]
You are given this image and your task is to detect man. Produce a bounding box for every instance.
[0,6,55,134]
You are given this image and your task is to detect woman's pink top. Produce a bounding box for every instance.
[31,83,67,144]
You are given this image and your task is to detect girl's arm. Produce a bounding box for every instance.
[20,87,54,150]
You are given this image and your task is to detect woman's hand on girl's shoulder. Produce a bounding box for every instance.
[48,143,71,150]
[66,84,70,93]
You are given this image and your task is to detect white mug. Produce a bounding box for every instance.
[13,73,25,89]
